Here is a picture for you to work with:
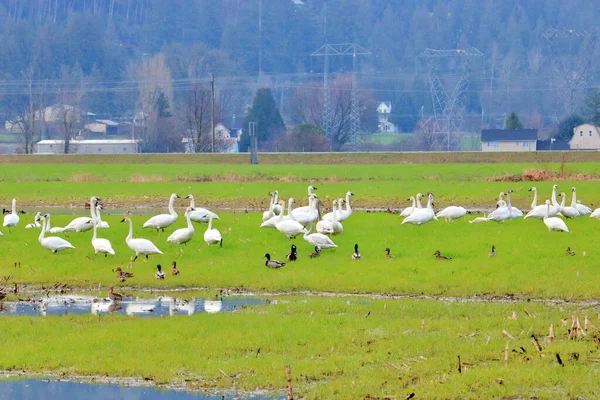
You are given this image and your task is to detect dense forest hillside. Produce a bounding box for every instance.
[1,0,599,152]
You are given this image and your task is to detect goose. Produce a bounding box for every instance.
[591,208,600,219]
[385,248,395,258]
[91,219,115,257]
[543,200,569,232]
[433,250,452,260]
[25,212,42,228]
[264,253,286,269]
[171,261,180,275]
[167,207,195,245]
[308,246,321,258]
[94,204,110,228]
[291,185,318,216]
[61,196,100,233]
[317,200,343,235]
[570,187,592,216]
[529,187,539,210]
[488,245,496,257]
[36,214,75,253]
[292,194,319,226]
[506,189,523,219]
[436,205,467,222]
[275,199,307,238]
[303,223,337,249]
[352,244,362,260]
[271,190,282,215]
[108,287,123,302]
[204,214,223,247]
[559,192,580,218]
[566,247,576,256]
[402,193,436,225]
[286,244,298,261]
[143,193,180,232]
[487,194,510,223]
[2,198,20,230]
[185,194,219,223]
[155,264,166,279]
[323,191,354,222]
[399,197,416,218]
[262,194,275,222]
[121,217,163,261]
[525,185,560,219]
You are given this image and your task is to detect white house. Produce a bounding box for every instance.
[182,122,240,154]
[36,139,139,154]
[376,102,396,132]
[480,129,537,152]
[570,123,600,150]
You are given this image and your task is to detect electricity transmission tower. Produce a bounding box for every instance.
[311,44,370,146]
[418,47,482,151]
[543,28,600,117]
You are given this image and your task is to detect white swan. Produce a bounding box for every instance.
[272,190,282,215]
[185,194,219,223]
[275,198,307,238]
[525,185,559,219]
[291,194,319,226]
[303,223,338,249]
[558,192,580,218]
[94,204,110,228]
[543,200,569,232]
[143,193,180,232]
[402,193,436,225]
[399,197,416,218]
[204,299,223,314]
[317,200,343,235]
[570,187,592,215]
[25,212,42,228]
[529,187,538,210]
[203,214,223,247]
[36,214,75,253]
[291,185,318,216]
[91,218,115,256]
[591,208,600,219]
[262,194,275,222]
[260,200,287,228]
[3,198,20,229]
[436,205,467,221]
[62,196,100,233]
[167,207,195,245]
[415,193,424,208]
[323,191,354,222]
[487,192,510,223]
[506,189,523,219]
[46,214,66,234]
[121,216,163,261]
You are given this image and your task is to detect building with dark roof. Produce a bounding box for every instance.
[481,129,537,152]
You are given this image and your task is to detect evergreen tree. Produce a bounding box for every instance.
[556,114,584,141]
[584,90,600,126]
[240,88,285,152]
[504,111,523,130]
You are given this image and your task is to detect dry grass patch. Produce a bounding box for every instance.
[69,173,100,182]
[487,164,600,182]
[128,174,166,183]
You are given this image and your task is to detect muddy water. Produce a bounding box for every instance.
[0,379,282,399]
[0,295,266,317]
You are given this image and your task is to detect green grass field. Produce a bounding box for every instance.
[1,155,600,399]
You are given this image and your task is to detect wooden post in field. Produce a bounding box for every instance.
[286,364,293,400]
[504,342,509,362]
[457,355,462,373]
[548,324,554,343]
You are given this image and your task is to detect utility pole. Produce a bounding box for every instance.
[258,0,262,77]
[249,121,258,164]
[211,73,215,153]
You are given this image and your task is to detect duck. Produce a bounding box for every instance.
[121,217,163,261]
[171,261,180,275]
[570,187,592,216]
[264,253,286,269]
[399,197,416,218]
[2,198,20,230]
[204,214,223,247]
[185,194,219,223]
[352,244,362,260]
[155,264,166,279]
[543,200,569,232]
[36,214,75,253]
[25,212,42,228]
[286,244,298,261]
[433,250,452,260]
[566,247,576,256]
[291,185,318,215]
[275,199,307,239]
[62,196,100,233]
[385,248,395,258]
[308,246,321,259]
[108,287,123,302]
[167,207,195,245]
[525,185,560,219]
[114,267,134,282]
[143,193,180,232]
[558,192,580,218]
[91,218,115,257]
[303,223,337,249]
[488,245,496,257]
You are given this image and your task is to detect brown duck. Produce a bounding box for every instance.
[108,287,123,302]
[171,261,180,276]
[385,248,395,258]
[433,250,452,260]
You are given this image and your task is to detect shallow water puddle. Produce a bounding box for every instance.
[0,295,266,317]
[0,379,281,399]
